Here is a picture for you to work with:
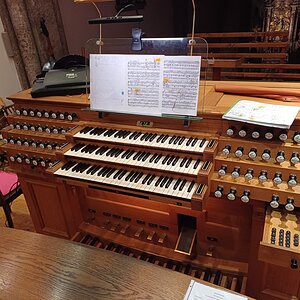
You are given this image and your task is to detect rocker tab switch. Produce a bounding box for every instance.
[134,227,144,238]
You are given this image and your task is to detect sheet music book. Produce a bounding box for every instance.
[222,100,300,129]
[90,54,201,116]
[184,280,248,300]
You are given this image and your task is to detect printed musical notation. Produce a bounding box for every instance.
[90,54,201,116]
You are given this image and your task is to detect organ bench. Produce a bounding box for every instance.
[1,80,300,299]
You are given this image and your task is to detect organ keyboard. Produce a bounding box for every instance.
[1,82,300,300]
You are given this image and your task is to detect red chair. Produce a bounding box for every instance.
[0,171,22,227]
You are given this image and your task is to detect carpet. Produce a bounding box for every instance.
[0,194,35,232]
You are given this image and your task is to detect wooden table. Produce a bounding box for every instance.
[202,58,244,80]
[0,228,251,300]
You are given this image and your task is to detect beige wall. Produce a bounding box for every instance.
[58,0,174,55]
[0,20,21,104]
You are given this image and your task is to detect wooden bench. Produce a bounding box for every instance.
[189,31,299,81]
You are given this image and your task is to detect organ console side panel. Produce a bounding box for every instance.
[2,81,300,299]
[18,175,83,238]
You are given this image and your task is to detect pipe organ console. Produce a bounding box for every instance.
[1,83,300,300]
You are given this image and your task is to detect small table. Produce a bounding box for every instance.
[0,228,251,299]
[202,58,244,80]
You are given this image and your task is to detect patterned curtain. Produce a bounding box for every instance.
[0,0,68,89]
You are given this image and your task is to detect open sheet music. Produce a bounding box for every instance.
[90,54,201,116]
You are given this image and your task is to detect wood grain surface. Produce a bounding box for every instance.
[0,227,250,300]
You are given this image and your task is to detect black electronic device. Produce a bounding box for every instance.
[88,15,143,24]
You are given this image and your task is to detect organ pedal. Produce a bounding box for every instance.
[147,231,156,241]
[110,223,120,232]
[174,227,197,256]
[120,224,130,234]
[158,233,167,244]
[101,219,110,229]
[134,227,144,238]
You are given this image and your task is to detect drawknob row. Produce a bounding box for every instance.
[226,126,300,143]
[218,165,298,187]
[9,154,53,167]
[214,185,251,203]
[270,195,295,211]
[10,123,69,134]
[3,138,61,150]
[214,186,296,210]
[15,108,77,121]
[222,145,300,165]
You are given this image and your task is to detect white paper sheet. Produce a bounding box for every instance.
[90,54,163,116]
[90,54,200,117]
[162,56,201,116]
[184,280,248,300]
[222,100,300,129]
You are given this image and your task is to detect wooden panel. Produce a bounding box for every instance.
[18,175,81,238]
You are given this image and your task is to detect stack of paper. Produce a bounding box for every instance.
[222,100,300,129]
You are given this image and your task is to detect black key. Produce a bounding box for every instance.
[133,132,142,140]
[97,166,108,176]
[155,176,164,187]
[166,260,174,269]
[145,133,153,142]
[140,133,149,141]
[102,167,112,177]
[130,172,140,182]
[186,137,193,146]
[185,158,192,168]
[86,165,97,174]
[187,181,195,193]
[114,245,123,253]
[179,179,187,191]
[113,169,124,179]
[106,168,116,177]
[156,134,164,143]
[118,170,128,180]
[147,174,156,185]
[128,131,136,139]
[165,177,173,188]
[167,155,175,165]
[178,136,185,145]
[91,165,102,175]
[80,126,92,134]
[149,153,158,163]
[121,149,130,159]
[172,156,180,166]
[149,133,157,142]
[79,164,90,173]
[142,174,151,184]
[161,135,169,143]
[115,149,124,157]
[191,138,198,147]
[154,154,162,163]
[133,151,142,160]
[126,150,135,159]
[213,271,222,285]
[62,160,76,170]
[160,176,169,187]
[162,155,170,165]
[200,138,207,147]
[174,136,181,145]
[193,159,201,169]
[174,178,182,190]
[125,171,135,181]
[137,152,146,161]
[114,130,122,138]
[180,157,188,167]
[142,153,151,162]
[169,136,176,144]
[106,148,116,156]
[135,172,144,183]
[184,264,192,275]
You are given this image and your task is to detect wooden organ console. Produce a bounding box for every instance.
[1,81,300,299]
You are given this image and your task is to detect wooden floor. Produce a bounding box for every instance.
[0,194,35,232]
